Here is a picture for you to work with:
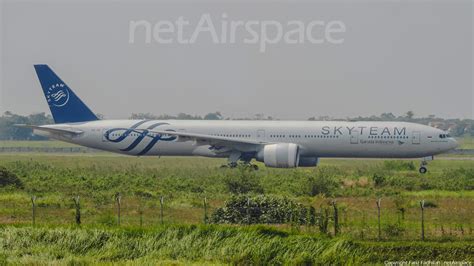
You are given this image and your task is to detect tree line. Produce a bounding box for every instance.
[0,111,472,140]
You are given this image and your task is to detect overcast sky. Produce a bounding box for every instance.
[1,0,472,120]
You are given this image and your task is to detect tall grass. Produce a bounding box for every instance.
[1,225,472,265]
[0,155,474,240]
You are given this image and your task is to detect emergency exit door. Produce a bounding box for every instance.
[256,130,265,141]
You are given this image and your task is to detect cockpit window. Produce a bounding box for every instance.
[439,134,451,139]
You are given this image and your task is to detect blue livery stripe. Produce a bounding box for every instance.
[104,121,176,155]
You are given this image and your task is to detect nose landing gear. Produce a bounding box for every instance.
[419,165,427,174]
[419,156,433,174]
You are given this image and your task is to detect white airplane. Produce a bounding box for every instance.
[18,65,458,173]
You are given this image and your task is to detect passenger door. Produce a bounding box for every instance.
[102,128,109,142]
[412,131,421,144]
[350,132,359,144]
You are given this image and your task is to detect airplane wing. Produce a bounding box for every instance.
[14,124,83,135]
[148,129,268,151]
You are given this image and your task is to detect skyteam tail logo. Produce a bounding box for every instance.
[46,83,69,107]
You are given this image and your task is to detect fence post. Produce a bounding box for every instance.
[31,195,36,226]
[246,197,251,225]
[160,196,164,224]
[324,208,329,234]
[420,200,425,241]
[115,193,121,226]
[376,198,381,241]
[308,206,316,227]
[318,207,329,234]
[138,203,143,227]
[288,201,293,226]
[332,200,339,236]
[203,197,208,224]
[73,196,81,225]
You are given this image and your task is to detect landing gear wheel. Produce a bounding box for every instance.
[220,162,238,169]
[419,166,427,174]
[241,161,259,170]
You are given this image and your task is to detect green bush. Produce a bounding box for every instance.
[383,223,405,237]
[393,195,408,220]
[372,174,386,187]
[306,167,339,196]
[439,168,474,190]
[0,166,23,189]
[211,195,308,224]
[224,167,263,194]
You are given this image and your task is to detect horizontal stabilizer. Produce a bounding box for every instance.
[14,124,83,135]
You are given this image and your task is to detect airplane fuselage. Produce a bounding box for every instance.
[37,120,458,159]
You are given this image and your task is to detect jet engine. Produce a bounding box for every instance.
[256,143,300,168]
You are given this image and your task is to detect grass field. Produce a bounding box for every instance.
[0,140,80,148]
[1,225,473,265]
[0,152,473,264]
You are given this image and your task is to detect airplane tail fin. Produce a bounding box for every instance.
[34,65,99,124]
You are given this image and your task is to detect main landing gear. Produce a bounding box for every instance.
[419,156,433,174]
[247,164,259,170]
[220,162,259,170]
[220,151,259,170]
